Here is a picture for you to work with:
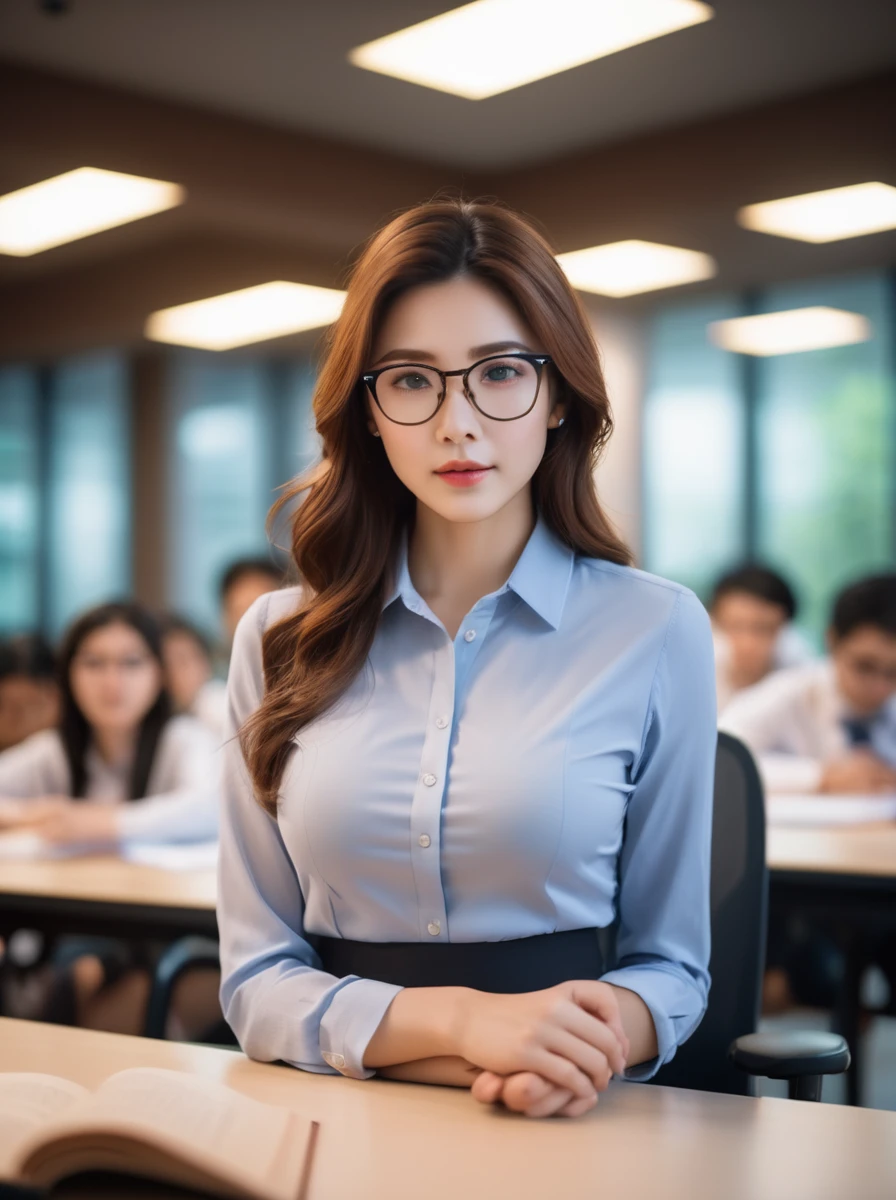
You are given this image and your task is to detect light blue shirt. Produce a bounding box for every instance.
[217,515,717,1082]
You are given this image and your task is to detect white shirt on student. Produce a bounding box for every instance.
[0,715,219,842]
[719,659,896,793]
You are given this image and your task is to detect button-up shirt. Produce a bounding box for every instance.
[720,659,896,793]
[217,516,717,1082]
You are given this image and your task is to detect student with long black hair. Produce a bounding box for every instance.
[217,199,717,1119]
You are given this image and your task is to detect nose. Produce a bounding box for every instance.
[434,374,482,443]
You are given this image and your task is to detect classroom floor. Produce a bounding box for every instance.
[757,1010,896,1110]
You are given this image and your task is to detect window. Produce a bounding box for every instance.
[0,367,40,634]
[644,273,896,646]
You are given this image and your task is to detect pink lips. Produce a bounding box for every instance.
[435,460,494,488]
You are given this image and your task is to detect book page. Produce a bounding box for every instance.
[0,1073,88,1179]
[17,1067,313,1200]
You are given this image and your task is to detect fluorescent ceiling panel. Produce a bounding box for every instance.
[145,282,347,350]
[0,167,185,256]
[349,0,714,99]
[708,307,872,356]
[557,240,716,297]
[737,182,896,243]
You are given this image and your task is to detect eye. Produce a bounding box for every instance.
[394,372,432,390]
[482,361,523,383]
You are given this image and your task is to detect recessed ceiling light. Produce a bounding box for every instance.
[0,167,185,256]
[145,282,347,350]
[707,308,872,356]
[737,182,896,243]
[557,240,717,297]
[349,0,714,100]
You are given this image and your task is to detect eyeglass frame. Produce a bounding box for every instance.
[361,352,553,426]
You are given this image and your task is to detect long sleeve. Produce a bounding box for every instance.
[216,594,403,1079]
[719,676,824,793]
[599,590,717,1080]
[115,719,220,844]
[0,731,67,799]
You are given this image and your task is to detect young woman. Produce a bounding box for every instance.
[0,602,218,846]
[218,199,717,1120]
[0,602,219,1031]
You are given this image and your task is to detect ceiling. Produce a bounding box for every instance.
[2,0,896,168]
[0,1,895,360]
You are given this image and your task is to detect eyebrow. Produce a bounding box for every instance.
[371,340,535,367]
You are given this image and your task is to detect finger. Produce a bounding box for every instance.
[471,1071,505,1105]
[501,1073,573,1118]
[555,1091,600,1118]
[556,1003,627,1077]
[544,1028,613,1092]
[527,1048,596,1100]
[566,986,628,1072]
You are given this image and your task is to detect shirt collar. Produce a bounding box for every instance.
[382,513,575,631]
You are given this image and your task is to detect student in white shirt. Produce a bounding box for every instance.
[160,615,227,741]
[710,565,812,714]
[0,601,218,1032]
[720,574,896,795]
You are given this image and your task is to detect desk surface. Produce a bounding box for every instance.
[0,855,217,910]
[767,822,896,880]
[1,1018,895,1200]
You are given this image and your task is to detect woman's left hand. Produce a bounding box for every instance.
[27,801,119,845]
[472,1069,599,1118]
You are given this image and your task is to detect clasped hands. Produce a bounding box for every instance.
[0,796,119,844]
[380,980,631,1119]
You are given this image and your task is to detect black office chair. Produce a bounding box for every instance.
[650,732,849,1100]
[147,734,850,1098]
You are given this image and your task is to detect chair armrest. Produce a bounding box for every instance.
[144,935,220,1039]
[729,1030,850,1101]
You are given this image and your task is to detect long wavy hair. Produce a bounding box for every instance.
[244,198,632,815]
[58,602,172,800]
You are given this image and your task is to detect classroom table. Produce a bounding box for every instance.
[767,821,896,1107]
[2,1017,895,1200]
[0,854,217,942]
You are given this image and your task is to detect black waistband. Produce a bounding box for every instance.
[312,928,603,993]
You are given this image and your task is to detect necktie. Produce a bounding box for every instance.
[842,716,874,747]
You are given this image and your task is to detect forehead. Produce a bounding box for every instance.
[79,622,148,654]
[714,591,787,623]
[837,625,896,659]
[372,275,534,362]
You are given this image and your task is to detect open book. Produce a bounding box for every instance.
[0,1067,319,1200]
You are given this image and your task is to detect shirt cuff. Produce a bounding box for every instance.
[600,965,706,1082]
[318,976,404,1080]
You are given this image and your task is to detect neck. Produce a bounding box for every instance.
[408,489,536,632]
[91,726,138,769]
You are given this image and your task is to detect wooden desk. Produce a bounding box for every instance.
[768,822,896,884]
[2,1017,895,1200]
[0,855,217,942]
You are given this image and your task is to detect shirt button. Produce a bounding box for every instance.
[322,1051,346,1069]
[435,716,449,729]
[418,834,431,848]
[427,920,441,936]
[422,773,437,787]
[463,629,476,642]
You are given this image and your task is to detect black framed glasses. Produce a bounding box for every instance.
[361,352,553,425]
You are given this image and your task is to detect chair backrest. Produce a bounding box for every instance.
[650,731,768,1095]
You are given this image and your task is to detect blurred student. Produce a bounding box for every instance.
[0,634,60,752]
[160,615,226,739]
[0,601,218,846]
[219,558,285,646]
[710,565,811,713]
[0,601,219,1033]
[720,573,896,794]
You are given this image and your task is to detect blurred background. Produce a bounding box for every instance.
[0,0,894,652]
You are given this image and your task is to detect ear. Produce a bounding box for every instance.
[547,402,567,429]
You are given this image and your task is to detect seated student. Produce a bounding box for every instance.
[720,573,896,795]
[0,601,218,847]
[160,615,227,740]
[0,601,219,1033]
[710,564,812,713]
[0,634,60,752]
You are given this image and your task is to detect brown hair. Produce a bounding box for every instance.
[243,198,632,814]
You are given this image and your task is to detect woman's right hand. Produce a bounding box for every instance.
[455,980,628,1103]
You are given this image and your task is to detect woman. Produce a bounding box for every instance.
[0,601,217,846]
[160,614,227,740]
[0,602,218,1031]
[218,199,717,1119]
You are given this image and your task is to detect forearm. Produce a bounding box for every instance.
[362,986,470,1068]
[377,1056,481,1087]
[605,984,658,1068]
